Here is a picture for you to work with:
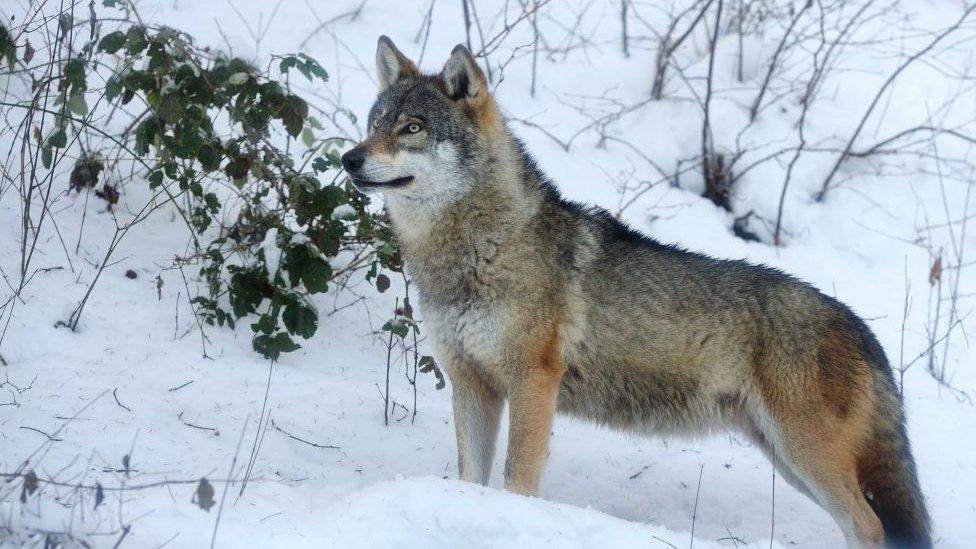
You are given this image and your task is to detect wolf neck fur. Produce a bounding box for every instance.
[384,122,542,258]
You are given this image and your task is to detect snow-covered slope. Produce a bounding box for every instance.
[317,477,785,549]
[2,0,976,547]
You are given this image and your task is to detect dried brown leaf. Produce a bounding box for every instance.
[193,477,216,511]
[929,256,942,286]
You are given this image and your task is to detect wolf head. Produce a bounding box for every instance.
[341,36,502,205]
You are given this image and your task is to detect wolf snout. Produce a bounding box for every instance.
[341,146,366,174]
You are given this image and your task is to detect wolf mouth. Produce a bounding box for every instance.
[351,175,415,188]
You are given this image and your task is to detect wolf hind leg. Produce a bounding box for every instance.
[790,455,883,549]
[762,414,884,549]
[739,417,817,503]
[448,361,503,485]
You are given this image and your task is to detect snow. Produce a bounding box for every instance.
[2,0,976,547]
[314,477,783,549]
[261,227,282,280]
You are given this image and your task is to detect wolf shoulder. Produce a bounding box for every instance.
[546,199,783,294]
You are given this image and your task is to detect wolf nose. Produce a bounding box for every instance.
[341,147,366,173]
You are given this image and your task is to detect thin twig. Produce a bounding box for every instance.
[689,464,704,549]
[816,3,976,201]
[769,467,776,549]
[178,411,219,435]
[239,362,274,498]
[749,0,812,121]
[19,426,63,441]
[211,417,249,549]
[168,380,195,392]
[112,387,132,412]
[270,418,341,449]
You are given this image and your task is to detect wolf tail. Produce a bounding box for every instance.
[857,405,932,548]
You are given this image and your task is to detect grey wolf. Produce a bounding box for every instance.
[340,36,931,548]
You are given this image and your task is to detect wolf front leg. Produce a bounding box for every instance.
[503,362,564,496]
[449,362,503,485]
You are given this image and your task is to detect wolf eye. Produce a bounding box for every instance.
[405,122,423,134]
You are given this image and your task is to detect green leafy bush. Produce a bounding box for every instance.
[3,5,402,361]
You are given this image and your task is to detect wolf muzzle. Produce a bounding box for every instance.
[341,145,414,189]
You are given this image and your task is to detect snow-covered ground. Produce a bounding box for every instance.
[2,0,976,547]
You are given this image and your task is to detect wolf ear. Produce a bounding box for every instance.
[440,44,487,102]
[376,36,418,92]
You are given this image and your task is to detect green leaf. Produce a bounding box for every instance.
[124,26,148,54]
[253,332,300,360]
[382,318,409,339]
[0,24,15,69]
[121,69,154,92]
[320,185,348,213]
[204,192,221,212]
[279,56,298,74]
[146,41,169,70]
[47,130,67,149]
[58,14,73,39]
[279,95,308,138]
[419,355,446,389]
[279,54,328,82]
[98,31,126,54]
[300,54,328,81]
[174,125,204,157]
[63,58,87,95]
[287,174,318,226]
[148,170,164,188]
[227,72,250,85]
[67,94,88,116]
[41,146,52,169]
[283,244,332,294]
[301,255,331,294]
[308,221,345,257]
[301,127,316,148]
[376,242,400,268]
[229,268,268,317]
[157,94,184,124]
[134,116,162,156]
[252,313,276,335]
[197,144,221,171]
[324,150,342,169]
[283,300,318,339]
[311,157,329,173]
[418,355,436,372]
[22,39,34,64]
[225,156,250,181]
[105,76,124,101]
